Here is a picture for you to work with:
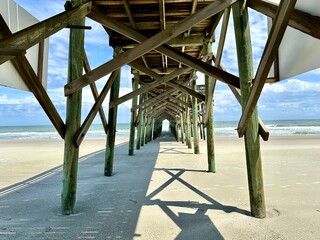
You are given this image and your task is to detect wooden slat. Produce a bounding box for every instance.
[65,0,237,95]
[237,0,297,137]
[88,9,240,88]
[0,2,91,65]
[248,0,320,39]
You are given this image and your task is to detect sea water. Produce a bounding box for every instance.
[0,120,319,141]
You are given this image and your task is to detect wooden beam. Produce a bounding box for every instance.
[203,7,230,126]
[132,77,193,112]
[74,71,118,147]
[65,0,237,95]
[88,10,240,89]
[83,52,108,134]
[109,67,192,108]
[129,61,205,102]
[0,48,26,56]
[238,0,297,137]
[248,0,320,39]
[0,16,65,139]
[0,2,91,65]
[167,81,205,102]
[122,36,204,48]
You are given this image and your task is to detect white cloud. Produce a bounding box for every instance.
[263,79,320,93]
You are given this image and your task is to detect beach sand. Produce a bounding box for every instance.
[0,135,319,239]
[0,138,127,189]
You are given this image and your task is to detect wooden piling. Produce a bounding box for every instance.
[232,0,266,218]
[104,46,121,177]
[61,0,85,215]
[180,112,185,144]
[205,42,215,173]
[136,94,143,150]
[185,95,192,149]
[128,72,139,155]
[192,79,200,154]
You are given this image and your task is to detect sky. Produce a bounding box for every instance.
[0,0,319,126]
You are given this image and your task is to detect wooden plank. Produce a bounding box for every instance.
[61,0,85,215]
[74,71,118,147]
[232,0,266,218]
[65,0,238,95]
[0,16,65,139]
[237,0,297,137]
[83,52,108,134]
[0,2,91,65]
[109,67,192,108]
[248,0,320,39]
[88,10,240,89]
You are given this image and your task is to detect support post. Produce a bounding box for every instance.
[136,94,143,150]
[192,79,200,154]
[141,112,145,147]
[180,112,185,144]
[233,0,266,218]
[61,0,85,215]
[205,42,215,173]
[104,46,121,176]
[185,95,192,149]
[175,121,180,142]
[129,72,139,155]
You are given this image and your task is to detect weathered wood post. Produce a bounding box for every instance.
[185,95,192,149]
[128,71,139,155]
[205,42,215,173]
[61,0,85,215]
[192,79,200,154]
[104,46,121,176]
[136,94,143,150]
[232,0,266,218]
[175,120,179,142]
[141,111,145,147]
[180,112,185,144]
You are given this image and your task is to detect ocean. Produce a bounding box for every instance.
[0,119,319,141]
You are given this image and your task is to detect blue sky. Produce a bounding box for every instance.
[0,0,319,126]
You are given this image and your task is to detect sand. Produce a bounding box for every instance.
[0,138,127,189]
[0,135,319,239]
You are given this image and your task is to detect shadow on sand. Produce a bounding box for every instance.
[0,137,250,239]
